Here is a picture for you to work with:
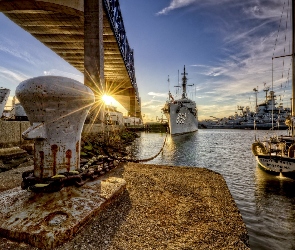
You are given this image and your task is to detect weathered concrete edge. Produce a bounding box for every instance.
[70,180,128,242]
[128,163,250,248]
[0,163,250,249]
[0,180,127,249]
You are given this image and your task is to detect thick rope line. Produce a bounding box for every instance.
[103,133,169,163]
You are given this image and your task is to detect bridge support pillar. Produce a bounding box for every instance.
[136,97,141,118]
[128,89,136,117]
[84,0,105,123]
[136,109,141,119]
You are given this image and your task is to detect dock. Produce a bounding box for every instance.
[0,162,249,249]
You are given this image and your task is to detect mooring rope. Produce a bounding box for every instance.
[103,132,169,163]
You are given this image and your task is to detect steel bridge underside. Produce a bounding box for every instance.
[0,0,140,117]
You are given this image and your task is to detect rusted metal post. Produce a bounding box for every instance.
[16,76,94,178]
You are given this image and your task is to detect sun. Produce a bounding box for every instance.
[102,94,114,105]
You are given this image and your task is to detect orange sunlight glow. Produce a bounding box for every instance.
[102,94,115,105]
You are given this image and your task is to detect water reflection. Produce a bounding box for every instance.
[255,167,295,198]
[131,130,295,250]
[163,132,199,166]
[252,167,295,249]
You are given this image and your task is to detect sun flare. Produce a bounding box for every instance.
[102,94,114,105]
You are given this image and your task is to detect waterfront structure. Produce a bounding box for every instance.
[0,88,10,118]
[105,105,124,125]
[199,89,290,130]
[162,66,198,135]
[252,0,295,176]
[0,0,141,118]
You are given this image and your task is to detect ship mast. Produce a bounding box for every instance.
[253,87,258,113]
[181,65,188,99]
[292,0,295,117]
[292,0,295,137]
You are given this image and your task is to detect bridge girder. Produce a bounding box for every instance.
[0,0,140,117]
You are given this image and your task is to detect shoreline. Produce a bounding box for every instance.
[0,163,249,249]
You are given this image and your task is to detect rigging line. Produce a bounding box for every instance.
[285,59,292,88]
[273,1,287,56]
[283,0,291,78]
[285,0,290,49]
[272,58,274,129]
[272,53,293,59]
[288,0,291,54]
[282,51,286,79]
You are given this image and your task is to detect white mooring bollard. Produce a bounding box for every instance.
[16,76,95,179]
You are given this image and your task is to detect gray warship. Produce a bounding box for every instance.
[162,66,198,135]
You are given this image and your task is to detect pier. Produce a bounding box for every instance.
[0,162,249,249]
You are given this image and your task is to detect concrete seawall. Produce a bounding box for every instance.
[0,121,125,148]
[0,121,30,148]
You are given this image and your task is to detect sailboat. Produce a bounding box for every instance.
[252,0,295,177]
[162,66,198,135]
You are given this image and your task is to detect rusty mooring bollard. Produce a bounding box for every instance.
[16,76,94,179]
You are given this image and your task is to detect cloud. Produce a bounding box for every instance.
[198,103,240,120]
[147,92,167,98]
[224,19,276,45]
[156,0,241,15]
[194,27,292,119]
[142,99,164,108]
[243,2,284,20]
[190,64,211,68]
[156,0,197,15]
[0,38,39,66]
[44,69,83,83]
[156,0,283,19]
[0,66,28,83]
[202,4,289,96]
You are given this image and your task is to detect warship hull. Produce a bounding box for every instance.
[165,103,198,135]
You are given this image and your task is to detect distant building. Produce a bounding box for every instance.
[124,116,142,126]
[14,103,28,121]
[0,88,10,117]
[105,105,124,125]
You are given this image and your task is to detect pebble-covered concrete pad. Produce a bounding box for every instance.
[0,163,250,249]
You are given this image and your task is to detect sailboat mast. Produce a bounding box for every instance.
[292,0,295,117]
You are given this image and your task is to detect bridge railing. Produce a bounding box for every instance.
[104,0,139,100]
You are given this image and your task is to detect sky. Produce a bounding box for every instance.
[0,0,292,121]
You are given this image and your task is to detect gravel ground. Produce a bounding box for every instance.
[0,163,249,250]
[0,160,33,192]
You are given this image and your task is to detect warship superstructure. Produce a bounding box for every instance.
[162,66,198,135]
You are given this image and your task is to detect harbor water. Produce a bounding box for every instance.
[130,129,295,250]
